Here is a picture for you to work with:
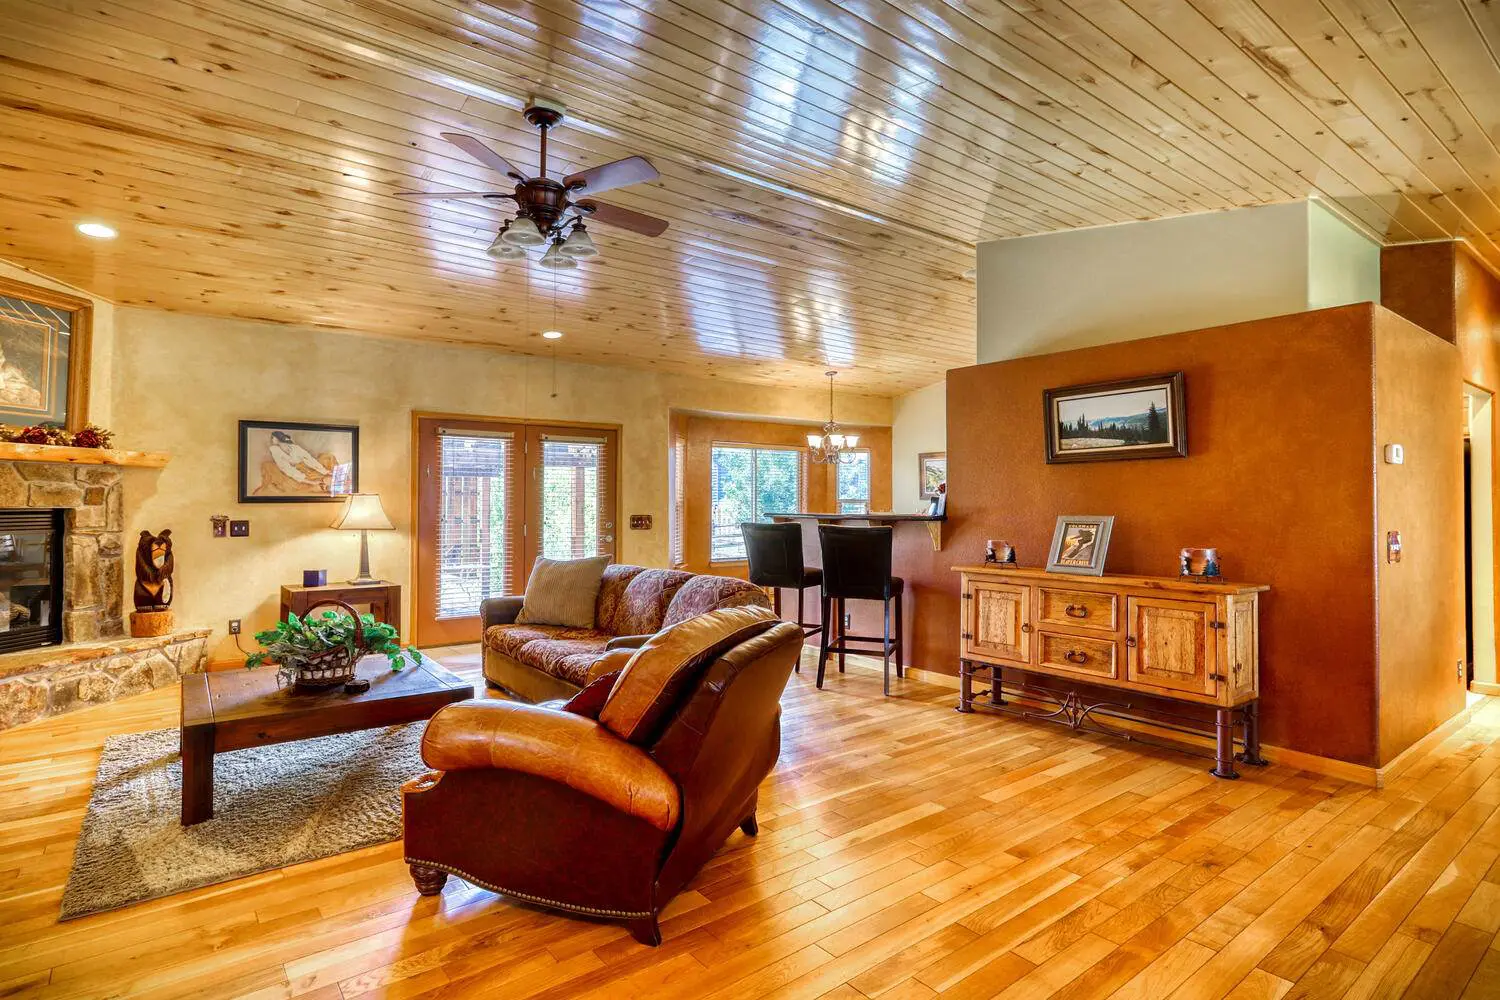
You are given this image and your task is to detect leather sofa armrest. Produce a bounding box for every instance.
[421,699,680,832]
[586,647,635,684]
[605,633,652,651]
[481,596,525,629]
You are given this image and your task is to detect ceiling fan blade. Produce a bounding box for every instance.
[576,200,669,237]
[440,132,527,182]
[563,155,658,196]
[395,190,512,201]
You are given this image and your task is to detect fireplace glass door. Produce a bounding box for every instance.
[0,509,64,653]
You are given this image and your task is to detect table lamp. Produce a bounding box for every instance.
[331,493,393,584]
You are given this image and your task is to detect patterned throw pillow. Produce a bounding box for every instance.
[515,555,612,629]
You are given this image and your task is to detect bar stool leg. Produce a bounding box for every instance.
[837,598,847,674]
[894,591,905,679]
[791,585,803,673]
[772,588,782,618]
[816,593,832,689]
[881,596,891,697]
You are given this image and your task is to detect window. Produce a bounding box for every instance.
[434,429,516,620]
[837,449,872,514]
[537,435,605,560]
[710,445,802,561]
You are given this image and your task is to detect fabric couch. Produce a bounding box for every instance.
[481,563,770,702]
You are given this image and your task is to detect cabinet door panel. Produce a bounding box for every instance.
[1227,595,1258,701]
[1126,597,1216,697]
[965,581,1030,665]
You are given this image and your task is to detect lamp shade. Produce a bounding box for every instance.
[561,224,598,257]
[538,241,578,269]
[503,215,545,247]
[331,493,394,531]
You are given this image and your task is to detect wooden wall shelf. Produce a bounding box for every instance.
[0,443,170,468]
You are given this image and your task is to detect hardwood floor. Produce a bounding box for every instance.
[1,645,1498,999]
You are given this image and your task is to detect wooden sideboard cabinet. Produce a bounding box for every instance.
[956,566,1268,779]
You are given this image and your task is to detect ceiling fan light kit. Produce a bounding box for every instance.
[560,224,598,257]
[538,242,578,269]
[486,228,527,259]
[399,97,669,265]
[502,215,546,247]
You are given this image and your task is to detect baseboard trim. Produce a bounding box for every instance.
[837,655,1488,789]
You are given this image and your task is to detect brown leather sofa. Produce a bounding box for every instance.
[403,606,802,945]
[481,563,771,703]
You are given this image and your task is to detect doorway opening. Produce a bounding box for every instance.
[1463,384,1495,693]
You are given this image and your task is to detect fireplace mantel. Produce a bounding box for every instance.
[0,443,169,468]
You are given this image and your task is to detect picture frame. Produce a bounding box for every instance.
[1046,515,1115,576]
[238,420,359,503]
[1044,372,1186,464]
[0,275,93,432]
[918,451,947,500]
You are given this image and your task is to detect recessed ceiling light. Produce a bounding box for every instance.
[541,330,563,340]
[76,222,117,240]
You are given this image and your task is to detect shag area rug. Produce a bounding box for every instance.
[61,723,423,920]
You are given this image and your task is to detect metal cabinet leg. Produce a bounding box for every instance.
[957,659,974,713]
[1209,707,1240,780]
[1237,700,1269,766]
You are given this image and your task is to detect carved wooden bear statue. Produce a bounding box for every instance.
[133,529,174,612]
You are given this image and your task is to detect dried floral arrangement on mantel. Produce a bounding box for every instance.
[0,422,169,469]
[0,422,115,448]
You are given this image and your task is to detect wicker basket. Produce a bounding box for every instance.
[283,599,366,691]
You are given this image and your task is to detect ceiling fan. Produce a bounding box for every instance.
[397,97,669,268]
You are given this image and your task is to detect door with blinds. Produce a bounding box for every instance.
[413,418,619,646]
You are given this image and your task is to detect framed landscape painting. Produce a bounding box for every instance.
[238,420,359,502]
[1044,372,1186,464]
[918,451,946,500]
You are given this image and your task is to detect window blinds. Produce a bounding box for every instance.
[538,434,608,560]
[435,428,515,618]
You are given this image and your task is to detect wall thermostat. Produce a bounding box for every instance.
[1384,443,1404,465]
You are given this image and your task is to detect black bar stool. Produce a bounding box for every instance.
[741,523,824,658]
[816,525,904,694]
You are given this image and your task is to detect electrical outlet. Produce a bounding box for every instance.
[228,619,241,635]
[1459,660,1465,681]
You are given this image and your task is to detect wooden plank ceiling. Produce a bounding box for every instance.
[2,0,1500,393]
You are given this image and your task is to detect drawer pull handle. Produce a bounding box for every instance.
[1064,604,1089,618]
[1125,636,1137,648]
[1064,650,1088,664]
[1020,623,1032,634]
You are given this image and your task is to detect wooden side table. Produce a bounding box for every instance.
[280,581,401,635]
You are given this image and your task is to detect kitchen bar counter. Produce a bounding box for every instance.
[766,511,945,551]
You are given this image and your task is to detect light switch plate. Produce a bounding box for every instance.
[229,519,250,538]
[1384,443,1404,465]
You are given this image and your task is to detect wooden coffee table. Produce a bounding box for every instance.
[178,652,472,825]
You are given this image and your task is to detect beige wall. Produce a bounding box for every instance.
[975,201,1378,363]
[94,308,887,662]
[891,381,946,511]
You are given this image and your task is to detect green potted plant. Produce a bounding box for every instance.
[246,599,418,691]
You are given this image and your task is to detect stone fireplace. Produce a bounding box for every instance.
[0,458,206,730]
[0,460,127,642]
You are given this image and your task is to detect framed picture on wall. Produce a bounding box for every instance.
[238,420,359,503]
[0,276,93,431]
[1046,515,1114,576]
[918,451,946,499]
[1044,372,1186,463]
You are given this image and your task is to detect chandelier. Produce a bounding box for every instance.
[807,371,860,464]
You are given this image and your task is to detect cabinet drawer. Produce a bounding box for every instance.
[1037,632,1119,680]
[1036,587,1118,633]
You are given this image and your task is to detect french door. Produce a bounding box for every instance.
[413,416,619,646]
